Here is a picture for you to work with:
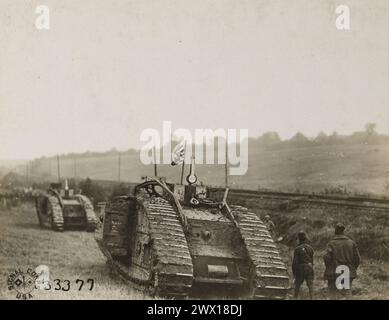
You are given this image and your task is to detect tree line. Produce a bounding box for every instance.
[251,123,389,148]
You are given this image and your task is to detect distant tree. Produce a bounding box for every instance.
[258,132,281,146]
[289,132,310,146]
[317,131,327,138]
[365,123,377,136]
[327,131,341,144]
[315,131,328,144]
[107,148,119,155]
[1,172,25,188]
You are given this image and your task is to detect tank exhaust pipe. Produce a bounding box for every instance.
[64,179,69,198]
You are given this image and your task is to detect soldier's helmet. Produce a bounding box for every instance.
[297,231,307,242]
[335,222,345,234]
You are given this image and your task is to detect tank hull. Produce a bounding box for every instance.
[36,192,97,231]
[95,185,290,299]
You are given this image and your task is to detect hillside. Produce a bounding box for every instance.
[0,159,27,180]
[13,142,389,195]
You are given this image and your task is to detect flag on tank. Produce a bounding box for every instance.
[171,140,186,166]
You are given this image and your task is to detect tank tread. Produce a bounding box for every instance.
[96,229,155,297]
[150,226,185,234]
[232,205,290,300]
[152,236,188,244]
[75,194,97,231]
[96,196,193,298]
[47,195,64,231]
[144,197,194,298]
[153,247,192,257]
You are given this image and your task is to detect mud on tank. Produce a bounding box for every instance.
[95,169,290,299]
[35,180,97,231]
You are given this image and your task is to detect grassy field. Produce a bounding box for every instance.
[1,201,388,300]
[23,143,389,195]
[0,202,150,300]
[277,244,389,300]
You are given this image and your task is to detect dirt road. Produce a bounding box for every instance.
[0,202,149,300]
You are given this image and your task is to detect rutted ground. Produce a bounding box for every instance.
[1,202,388,300]
[0,203,150,300]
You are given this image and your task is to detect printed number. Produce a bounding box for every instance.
[35,278,94,291]
[62,280,70,291]
[76,279,84,291]
[76,279,94,291]
[54,279,61,290]
[87,278,94,291]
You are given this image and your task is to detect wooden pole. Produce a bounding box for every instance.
[118,152,121,182]
[26,162,29,186]
[153,145,158,177]
[225,138,228,188]
[180,141,187,185]
[73,158,77,180]
[57,155,61,182]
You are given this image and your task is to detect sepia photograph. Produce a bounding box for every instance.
[1,0,388,307]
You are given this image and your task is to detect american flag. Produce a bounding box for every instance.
[171,140,186,166]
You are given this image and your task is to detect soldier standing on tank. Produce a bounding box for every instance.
[263,214,276,239]
[323,223,361,299]
[292,231,314,299]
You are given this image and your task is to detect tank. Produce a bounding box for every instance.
[35,180,97,231]
[95,169,290,299]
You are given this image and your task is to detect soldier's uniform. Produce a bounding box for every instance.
[323,224,360,299]
[292,232,314,299]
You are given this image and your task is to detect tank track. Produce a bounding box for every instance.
[97,196,194,298]
[75,194,97,231]
[143,196,194,298]
[231,205,290,300]
[47,195,64,231]
[94,197,152,295]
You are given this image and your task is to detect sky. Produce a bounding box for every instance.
[1,0,388,159]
